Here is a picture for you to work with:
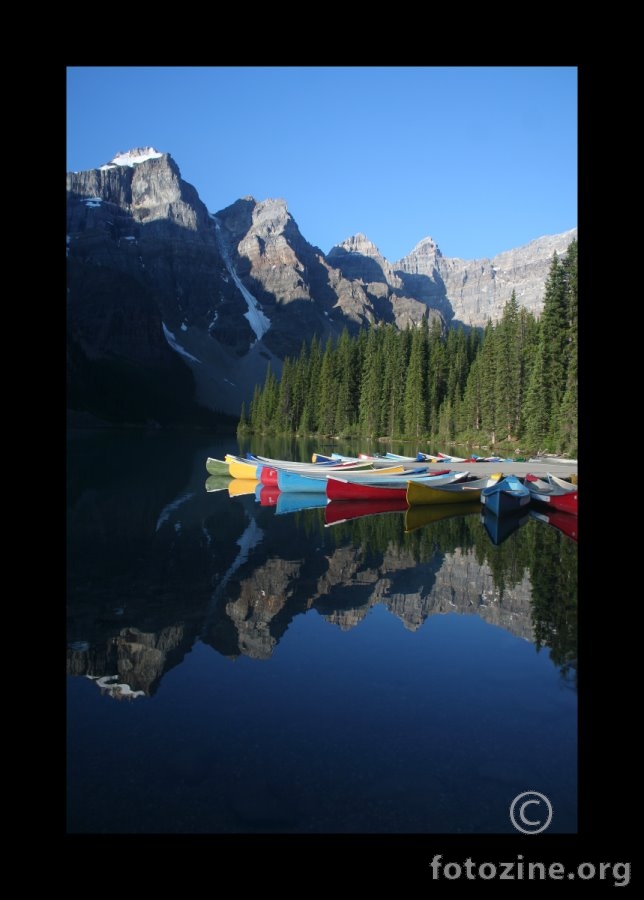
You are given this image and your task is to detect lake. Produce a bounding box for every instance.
[66,430,577,834]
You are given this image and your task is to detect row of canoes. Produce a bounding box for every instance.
[207,451,525,481]
[205,453,578,514]
[208,453,499,503]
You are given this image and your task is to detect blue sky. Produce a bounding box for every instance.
[66,66,577,263]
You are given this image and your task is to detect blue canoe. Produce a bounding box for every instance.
[276,465,436,494]
[480,475,531,517]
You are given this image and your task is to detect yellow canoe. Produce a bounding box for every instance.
[225,454,259,479]
[406,473,502,506]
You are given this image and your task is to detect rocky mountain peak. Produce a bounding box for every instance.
[416,235,441,254]
[396,236,442,269]
[68,146,207,233]
[251,198,292,232]
[215,197,297,249]
[330,233,385,260]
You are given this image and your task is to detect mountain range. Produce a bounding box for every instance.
[66,147,577,426]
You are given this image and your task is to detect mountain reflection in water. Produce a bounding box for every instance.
[67,433,577,834]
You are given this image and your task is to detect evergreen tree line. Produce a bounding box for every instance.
[239,239,577,457]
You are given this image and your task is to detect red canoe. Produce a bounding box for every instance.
[325,470,466,502]
[525,474,578,516]
[326,477,409,502]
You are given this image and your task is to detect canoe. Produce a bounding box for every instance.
[269,463,410,489]
[275,466,395,493]
[324,497,407,526]
[206,456,231,476]
[325,470,469,502]
[225,454,260,479]
[320,450,442,464]
[525,474,578,515]
[256,458,376,486]
[355,452,430,468]
[529,488,578,516]
[313,452,411,469]
[275,464,443,493]
[480,475,531,516]
[527,456,578,465]
[241,453,373,470]
[547,472,578,491]
[248,453,340,469]
[406,473,502,506]
[228,453,372,483]
[481,507,530,545]
[383,451,442,463]
[437,452,468,463]
[276,469,337,493]
[404,501,480,533]
[529,508,578,542]
[261,463,369,487]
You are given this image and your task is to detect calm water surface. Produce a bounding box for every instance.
[67,432,578,834]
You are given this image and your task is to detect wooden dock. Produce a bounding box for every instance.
[440,458,577,479]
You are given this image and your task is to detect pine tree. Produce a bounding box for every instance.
[426,317,445,433]
[259,363,280,433]
[277,357,295,431]
[442,326,470,443]
[523,252,569,451]
[382,324,408,438]
[248,382,262,432]
[358,325,384,436]
[555,239,578,454]
[460,351,483,439]
[318,336,337,435]
[305,334,322,432]
[238,401,247,432]
[494,292,523,442]
[333,327,355,434]
[291,340,310,432]
[403,321,429,440]
[477,321,497,443]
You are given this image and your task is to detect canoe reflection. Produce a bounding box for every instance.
[228,478,259,497]
[529,507,578,542]
[404,501,480,533]
[481,507,530,545]
[325,497,407,526]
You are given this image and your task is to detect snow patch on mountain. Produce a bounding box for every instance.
[100,148,163,170]
[211,215,271,342]
[162,323,201,363]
